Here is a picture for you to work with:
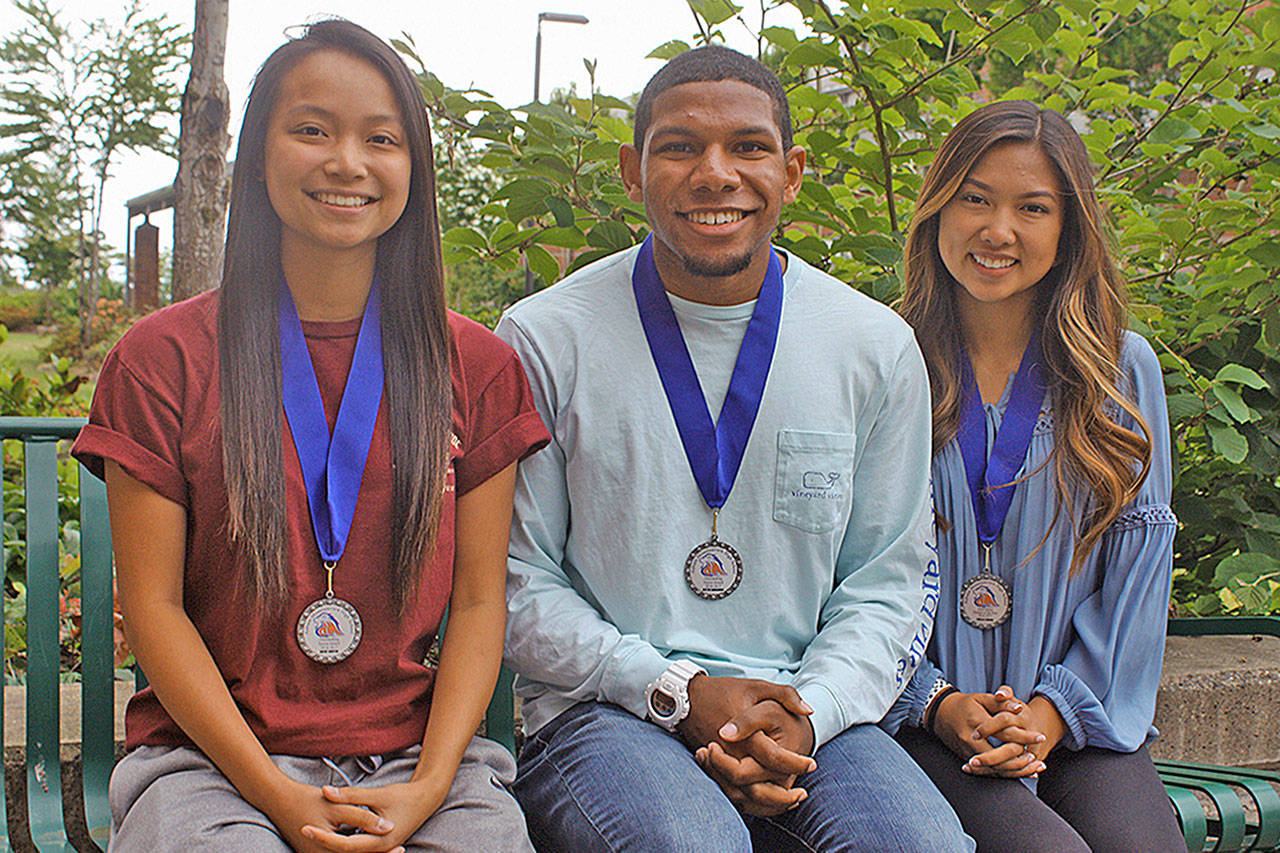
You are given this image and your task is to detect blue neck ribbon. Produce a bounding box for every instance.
[956,332,1047,546]
[631,235,783,511]
[278,280,385,564]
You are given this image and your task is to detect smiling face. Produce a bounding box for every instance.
[937,141,1064,319]
[264,49,411,270]
[620,80,804,304]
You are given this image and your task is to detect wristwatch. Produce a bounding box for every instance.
[645,660,707,730]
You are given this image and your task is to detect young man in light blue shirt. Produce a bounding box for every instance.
[496,45,970,852]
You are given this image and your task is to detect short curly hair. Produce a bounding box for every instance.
[633,45,793,152]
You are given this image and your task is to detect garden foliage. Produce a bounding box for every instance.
[406,0,1280,615]
[0,331,92,682]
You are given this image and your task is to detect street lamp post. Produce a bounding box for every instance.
[534,12,589,103]
[525,11,588,296]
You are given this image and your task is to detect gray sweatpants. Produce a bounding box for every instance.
[108,736,533,852]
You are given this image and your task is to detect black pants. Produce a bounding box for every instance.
[896,727,1185,852]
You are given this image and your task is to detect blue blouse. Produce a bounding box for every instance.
[883,331,1176,753]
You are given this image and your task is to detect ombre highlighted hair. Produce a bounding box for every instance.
[898,100,1151,575]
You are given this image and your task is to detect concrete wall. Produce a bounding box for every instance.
[1151,634,1280,768]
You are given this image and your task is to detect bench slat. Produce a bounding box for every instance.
[78,465,113,851]
[1158,761,1280,852]
[23,438,74,851]
[1167,783,1212,853]
[486,666,516,755]
[1159,771,1248,853]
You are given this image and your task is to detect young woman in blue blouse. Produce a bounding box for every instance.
[884,101,1185,851]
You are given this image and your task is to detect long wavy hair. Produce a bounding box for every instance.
[218,18,451,608]
[899,101,1151,575]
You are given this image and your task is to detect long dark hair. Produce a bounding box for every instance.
[898,101,1150,575]
[218,18,450,607]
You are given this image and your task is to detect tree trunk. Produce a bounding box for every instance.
[172,0,230,304]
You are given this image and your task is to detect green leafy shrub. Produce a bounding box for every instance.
[43,296,137,365]
[0,323,91,682]
[408,0,1280,615]
[0,290,44,330]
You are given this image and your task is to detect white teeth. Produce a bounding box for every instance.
[686,210,744,225]
[312,192,372,207]
[971,253,1015,269]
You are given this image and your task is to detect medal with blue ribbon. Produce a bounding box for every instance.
[955,332,1047,629]
[632,236,782,600]
[280,281,384,662]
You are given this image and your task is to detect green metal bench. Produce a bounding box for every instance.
[1160,617,1280,853]
[1,416,111,851]
[0,416,517,850]
[12,413,1277,851]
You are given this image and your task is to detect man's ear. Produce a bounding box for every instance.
[782,145,806,206]
[619,143,644,205]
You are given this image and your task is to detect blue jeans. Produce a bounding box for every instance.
[513,702,972,852]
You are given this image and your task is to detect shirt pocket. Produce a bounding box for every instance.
[773,430,855,534]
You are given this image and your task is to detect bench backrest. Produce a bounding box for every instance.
[0,416,516,851]
[1,416,113,850]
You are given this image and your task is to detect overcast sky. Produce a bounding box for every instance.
[1,0,803,268]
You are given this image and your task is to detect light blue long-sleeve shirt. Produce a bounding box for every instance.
[497,245,938,748]
[882,331,1176,753]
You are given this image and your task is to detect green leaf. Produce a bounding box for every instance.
[1028,8,1061,42]
[442,227,487,250]
[1247,240,1280,268]
[1208,423,1249,463]
[760,27,799,51]
[647,40,691,60]
[586,220,635,251]
[1168,39,1195,67]
[787,40,839,68]
[536,227,588,250]
[1211,384,1252,423]
[1244,122,1280,140]
[1191,593,1222,615]
[1263,302,1280,350]
[545,196,575,228]
[688,0,741,26]
[1215,552,1280,586]
[1215,364,1268,390]
[525,244,561,287]
[1147,117,1200,145]
[493,178,554,201]
[1166,392,1201,423]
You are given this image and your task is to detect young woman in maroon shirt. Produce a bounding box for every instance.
[74,19,546,852]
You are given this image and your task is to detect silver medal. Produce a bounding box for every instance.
[685,536,743,600]
[296,595,363,663]
[959,572,1011,629]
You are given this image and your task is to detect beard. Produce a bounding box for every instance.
[679,250,754,278]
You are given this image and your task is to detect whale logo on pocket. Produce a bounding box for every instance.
[802,471,840,490]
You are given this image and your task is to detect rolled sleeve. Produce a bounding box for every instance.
[71,345,189,506]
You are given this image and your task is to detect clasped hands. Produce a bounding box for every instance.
[931,686,1066,779]
[268,771,451,853]
[678,674,817,817]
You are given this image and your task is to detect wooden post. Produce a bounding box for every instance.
[133,220,160,315]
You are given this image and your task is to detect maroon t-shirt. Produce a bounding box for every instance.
[72,290,549,756]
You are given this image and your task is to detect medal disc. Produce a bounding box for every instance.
[959,572,1012,629]
[296,596,363,663]
[684,537,743,600]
